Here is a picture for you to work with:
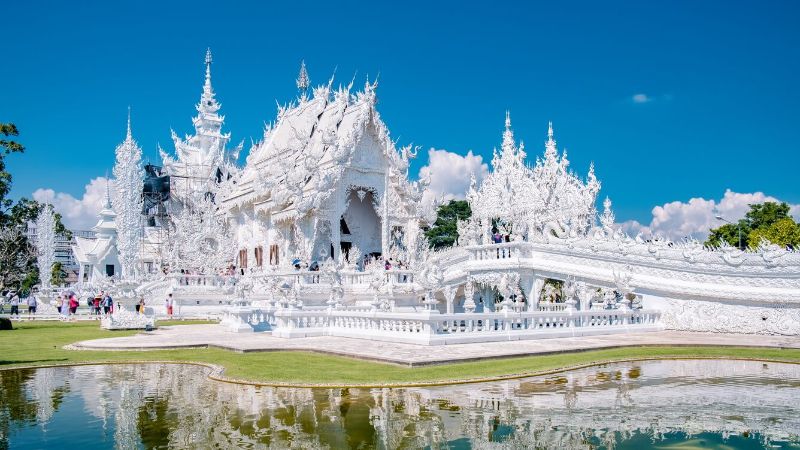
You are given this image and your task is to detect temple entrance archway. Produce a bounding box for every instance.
[341,187,382,260]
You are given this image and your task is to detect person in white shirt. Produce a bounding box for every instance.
[27,294,37,316]
[10,293,20,317]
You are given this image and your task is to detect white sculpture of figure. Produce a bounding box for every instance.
[575,281,594,311]
[613,266,634,311]
[463,279,476,313]
[323,257,345,309]
[562,277,578,312]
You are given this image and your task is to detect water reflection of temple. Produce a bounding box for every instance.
[2,360,799,449]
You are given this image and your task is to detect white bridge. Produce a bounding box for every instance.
[217,234,800,344]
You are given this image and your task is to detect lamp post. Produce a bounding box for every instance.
[714,214,742,249]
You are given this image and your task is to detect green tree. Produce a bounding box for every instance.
[745,202,790,229]
[706,201,798,249]
[0,123,70,292]
[424,200,471,249]
[748,217,800,248]
[706,223,748,249]
[51,261,67,287]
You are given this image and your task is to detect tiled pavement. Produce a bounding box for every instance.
[70,325,800,366]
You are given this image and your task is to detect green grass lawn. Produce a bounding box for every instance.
[1,321,799,387]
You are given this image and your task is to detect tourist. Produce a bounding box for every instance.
[492,229,503,244]
[137,296,145,314]
[27,293,37,317]
[9,292,20,318]
[165,293,174,319]
[68,294,79,315]
[59,295,69,320]
[93,295,101,316]
[102,292,113,315]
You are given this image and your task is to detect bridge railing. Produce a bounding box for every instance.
[167,274,237,287]
[249,269,416,287]
[267,307,662,343]
[466,242,527,261]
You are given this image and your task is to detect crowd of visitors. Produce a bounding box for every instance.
[2,291,38,319]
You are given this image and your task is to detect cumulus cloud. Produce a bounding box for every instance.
[32,177,110,230]
[632,93,651,104]
[419,148,489,205]
[620,189,800,240]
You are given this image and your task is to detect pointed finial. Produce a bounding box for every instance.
[126,106,132,140]
[204,48,213,93]
[296,60,310,92]
[105,172,112,208]
[505,110,511,130]
[548,121,554,139]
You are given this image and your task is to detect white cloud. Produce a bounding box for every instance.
[620,189,800,240]
[32,177,110,230]
[632,93,651,104]
[419,148,489,205]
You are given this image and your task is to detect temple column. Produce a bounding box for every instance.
[381,174,390,258]
[443,285,456,314]
[521,275,545,311]
[330,211,340,261]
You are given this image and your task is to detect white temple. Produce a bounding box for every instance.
[72,189,122,283]
[72,50,800,340]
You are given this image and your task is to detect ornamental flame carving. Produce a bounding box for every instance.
[467,115,600,242]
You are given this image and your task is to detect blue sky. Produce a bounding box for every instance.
[3,0,799,232]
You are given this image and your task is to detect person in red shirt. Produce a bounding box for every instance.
[68,295,79,315]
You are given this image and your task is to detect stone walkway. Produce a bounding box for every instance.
[70,325,800,366]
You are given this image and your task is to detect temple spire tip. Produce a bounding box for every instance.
[126,106,132,140]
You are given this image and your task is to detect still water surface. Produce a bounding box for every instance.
[1,359,799,449]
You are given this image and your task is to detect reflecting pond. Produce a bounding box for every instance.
[1,359,799,449]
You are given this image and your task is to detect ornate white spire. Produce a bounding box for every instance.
[198,48,220,120]
[600,196,616,230]
[112,113,143,280]
[126,106,132,141]
[296,60,310,94]
[204,48,213,94]
[105,175,112,209]
[501,111,515,155]
[545,121,557,160]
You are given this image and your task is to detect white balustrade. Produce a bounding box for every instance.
[267,307,662,343]
[168,274,237,287]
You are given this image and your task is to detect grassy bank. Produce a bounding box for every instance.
[2,322,799,387]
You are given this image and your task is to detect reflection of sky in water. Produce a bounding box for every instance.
[1,360,799,449]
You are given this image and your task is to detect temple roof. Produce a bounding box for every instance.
[223,78,418,220]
